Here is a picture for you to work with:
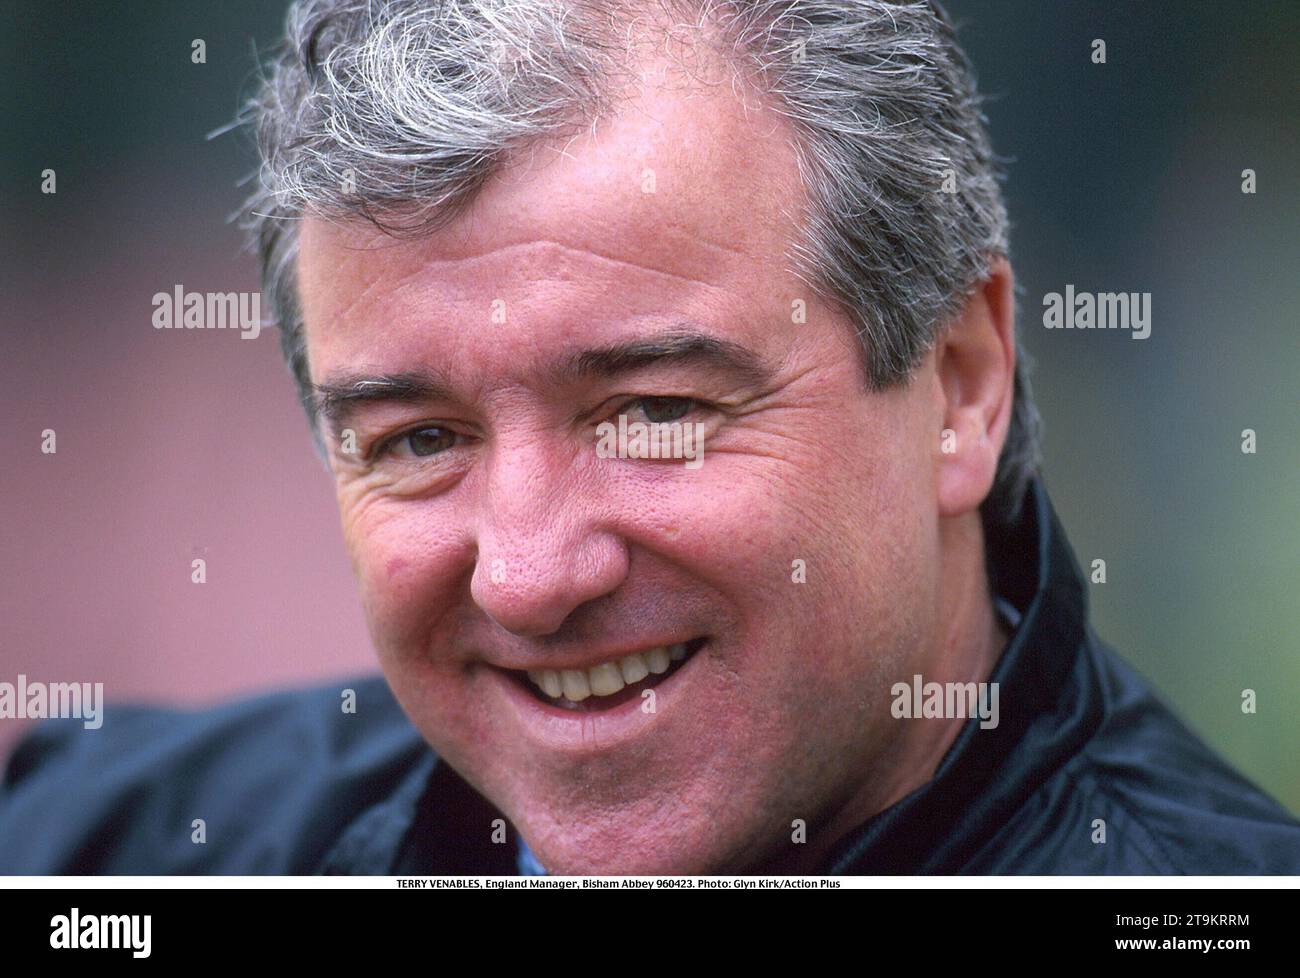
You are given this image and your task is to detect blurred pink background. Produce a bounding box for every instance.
[0,172,376,765]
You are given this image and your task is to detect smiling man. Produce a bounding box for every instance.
[3,0,1298,876]
[287,0,1022,875]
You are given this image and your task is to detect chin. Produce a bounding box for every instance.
[523,797,763,876]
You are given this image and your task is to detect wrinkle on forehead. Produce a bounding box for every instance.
[301,19,806,258]
[355,237,737,290]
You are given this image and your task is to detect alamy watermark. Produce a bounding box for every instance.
[151,285,262,339]
[50,908,150,958]
[595,415,704,469]
[0,675,104,729]
[891,674,999,730]
[1042,285,1151,339]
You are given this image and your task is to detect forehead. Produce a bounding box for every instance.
[296,46,809,385]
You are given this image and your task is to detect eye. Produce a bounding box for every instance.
[626,396,696,424]
[384,425,460,459]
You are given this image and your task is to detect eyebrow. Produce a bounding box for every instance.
[312,372,455,428]
[311,328,772,427]
[560,330,771,388]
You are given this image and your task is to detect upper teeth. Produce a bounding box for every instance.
[528,643,690,702]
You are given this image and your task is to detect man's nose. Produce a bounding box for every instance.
[469,443,628,637]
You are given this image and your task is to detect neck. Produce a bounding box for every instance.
[759,510,1009,874]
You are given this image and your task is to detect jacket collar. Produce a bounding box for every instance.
[822,476,1101,872]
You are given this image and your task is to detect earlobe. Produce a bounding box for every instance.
[934,257,1016,519]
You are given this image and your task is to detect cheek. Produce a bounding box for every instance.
[772,395,937,666]
[339,499,463,654]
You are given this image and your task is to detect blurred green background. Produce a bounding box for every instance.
[2,1,1296,812]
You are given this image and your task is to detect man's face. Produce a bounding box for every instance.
[296,58,945,873]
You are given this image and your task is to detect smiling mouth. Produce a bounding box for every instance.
[511,636,708,712]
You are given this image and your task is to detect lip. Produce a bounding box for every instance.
[485,639,706,751]
[487,637,702,675]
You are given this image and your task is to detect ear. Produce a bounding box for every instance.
[933,256,1016,518]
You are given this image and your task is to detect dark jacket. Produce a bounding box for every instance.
[2,478,1298,874]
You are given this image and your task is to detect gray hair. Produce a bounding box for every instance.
[240,0,1041,527]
